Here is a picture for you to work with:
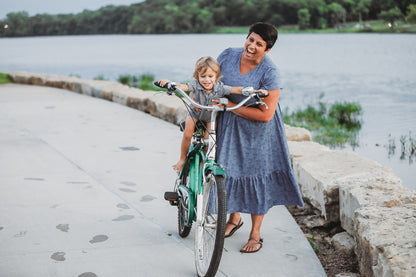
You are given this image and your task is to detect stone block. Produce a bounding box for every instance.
[292,150,392,222]
[42,75,67,89]
[287,141,330,165]
[150,93,187,125]
[99,82,126,101]
[354,204,416,277]
[338,173,415,235]
[111,86,136,106]
[284,124,312,141]
[8,71,34,84]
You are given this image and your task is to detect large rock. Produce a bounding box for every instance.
[8,71,41,85]
[285,124,312,141]
[292,150,393,222]
[332,231,355,254]
[151,93,187,125]
[338,173,415,235]
[354,204,416,277]
[287,141,330,164]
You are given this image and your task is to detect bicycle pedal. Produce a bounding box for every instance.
[164,192,179,206]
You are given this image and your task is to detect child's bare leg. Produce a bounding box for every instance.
[204,122,211,140]
[173,116,195,173]
[204,122,211,153]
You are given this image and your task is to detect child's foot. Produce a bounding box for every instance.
[172,159,185,174]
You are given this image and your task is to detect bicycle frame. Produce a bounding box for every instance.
[168,83,255,194]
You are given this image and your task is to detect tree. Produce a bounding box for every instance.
[379,6,403,27]
[194,8,214,33]
[327,3,347,27]
[354,0,372,22]
[336,0,356,21]
[406,4,416,22]
[303,0,327,29]
[297,8,311,30]
[5,11,29,36]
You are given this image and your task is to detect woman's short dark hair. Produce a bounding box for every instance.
[248,22,278,50]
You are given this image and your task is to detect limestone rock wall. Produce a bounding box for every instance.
[7,71,416,277]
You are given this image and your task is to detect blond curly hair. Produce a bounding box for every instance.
[192,56,221,82]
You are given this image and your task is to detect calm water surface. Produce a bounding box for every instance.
[1,34,415,190]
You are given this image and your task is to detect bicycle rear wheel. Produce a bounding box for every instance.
[195,173,226,277]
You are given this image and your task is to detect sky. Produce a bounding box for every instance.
[0,0,142,19]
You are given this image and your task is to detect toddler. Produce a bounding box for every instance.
[158,56,266,173]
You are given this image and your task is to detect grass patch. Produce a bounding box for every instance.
[309,232,321,253]
[283,93,362,148]
[214,26,250,34]
[386,132,416,163]
[93,74,107,81]
[0,73,13,84]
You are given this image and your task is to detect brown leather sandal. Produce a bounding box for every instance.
[224,219,243,238]
[240,237,263,253]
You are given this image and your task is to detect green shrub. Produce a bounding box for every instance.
[406,4,416,23]
[283,94,362,148]
[118,74,141,87]
[94,74,107,80]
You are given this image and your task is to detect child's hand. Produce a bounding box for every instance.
[157,79,171,87]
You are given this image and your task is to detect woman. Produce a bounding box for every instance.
[216,22,304,253]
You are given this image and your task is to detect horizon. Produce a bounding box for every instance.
[0,0,142,20]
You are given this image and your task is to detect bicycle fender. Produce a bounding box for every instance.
[204,163,226,176]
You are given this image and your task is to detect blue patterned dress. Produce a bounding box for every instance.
[216,48,304,215]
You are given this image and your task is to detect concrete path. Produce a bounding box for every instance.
[0,83,326,277]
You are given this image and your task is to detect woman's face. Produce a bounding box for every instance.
[242,32,271,63]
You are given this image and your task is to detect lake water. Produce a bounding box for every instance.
[1,34,415,190]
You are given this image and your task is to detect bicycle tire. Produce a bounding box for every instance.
[195,173,226,277]
[178,168,192,238]
[178,197,192,237]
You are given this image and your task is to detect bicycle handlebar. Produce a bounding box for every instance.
[153,81,268,111]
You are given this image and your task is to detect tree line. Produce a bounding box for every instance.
[1,0,416,37]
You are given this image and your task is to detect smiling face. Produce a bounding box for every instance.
[242,32,271,64]
[198,66,217,92]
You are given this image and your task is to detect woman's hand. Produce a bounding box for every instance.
[254,89,269,97]
[211,98,234,108]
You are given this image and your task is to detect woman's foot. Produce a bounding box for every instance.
[240,237,263,253]
[172,159,185,173]
[224,218,243,238]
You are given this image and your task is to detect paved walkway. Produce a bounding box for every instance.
[0,83,326,277]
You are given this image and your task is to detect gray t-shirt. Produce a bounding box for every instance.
[188,79,232,122]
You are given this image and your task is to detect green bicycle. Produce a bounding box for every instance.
[154,81,268,277]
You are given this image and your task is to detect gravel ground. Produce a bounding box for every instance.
[286,205,360,277]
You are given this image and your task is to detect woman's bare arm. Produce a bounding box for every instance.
[228,89,280,122]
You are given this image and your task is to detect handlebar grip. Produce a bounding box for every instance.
[257,91,269,98]
[154,81,166,89]
[154,81,177,90]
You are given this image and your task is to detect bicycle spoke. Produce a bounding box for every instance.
[195,174,226,277]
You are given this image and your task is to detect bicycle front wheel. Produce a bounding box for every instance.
[194,173,226,277]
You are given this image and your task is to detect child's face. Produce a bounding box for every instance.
[198,67,217,92]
